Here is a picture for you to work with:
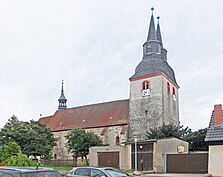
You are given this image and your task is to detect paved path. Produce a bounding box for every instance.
[142,174,204,177]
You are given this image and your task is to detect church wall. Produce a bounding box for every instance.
[53,131,71,160]
[162,77,179,125]
[86,126,127,146]
[129,75,164,140]
[52,125,127,160]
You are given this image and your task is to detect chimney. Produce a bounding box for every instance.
[214,104,222,126]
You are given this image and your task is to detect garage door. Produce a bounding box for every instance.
[98,152,119,168]
[166,153,208,173]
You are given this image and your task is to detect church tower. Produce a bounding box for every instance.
[58,80,67,112]
[128,8,179,140]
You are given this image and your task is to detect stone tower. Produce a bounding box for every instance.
[58,80,67,112]
[128,8,179,140]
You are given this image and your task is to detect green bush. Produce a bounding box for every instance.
[0,142,38,166]
[3,152,38,166]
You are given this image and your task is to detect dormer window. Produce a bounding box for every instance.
[167,82,170,94]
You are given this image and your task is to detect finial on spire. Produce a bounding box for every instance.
[61,80,64,93]
[157,16,160,22]
[151,7,154,15]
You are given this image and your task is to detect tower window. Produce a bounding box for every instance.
[173,87,176,95]
[167,82,170,94]
[142,81,149,90]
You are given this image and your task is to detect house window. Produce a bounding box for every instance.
[167,82,170,94]
[173,87,176,95]
[116,136,120,145]
[142,81,149,90]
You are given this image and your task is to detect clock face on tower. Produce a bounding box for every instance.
[142,89,150,97]
[172,94,176,102]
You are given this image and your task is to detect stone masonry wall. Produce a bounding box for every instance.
[129,75,163,141]
[128,74,179,141]
[162,76,179,125]
[52,125,127,160]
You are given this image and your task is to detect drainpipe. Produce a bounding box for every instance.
[164,153,167,173]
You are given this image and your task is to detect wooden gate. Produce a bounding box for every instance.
[98,152,119,168]
[166,153,208,173]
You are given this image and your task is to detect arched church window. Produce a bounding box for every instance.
[142,81,149,90]
[115,136,120,145]
[173,87,176,95]
[54,154,57,159]
[167,82,170,94]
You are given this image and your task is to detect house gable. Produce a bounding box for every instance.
[205,104,223,144]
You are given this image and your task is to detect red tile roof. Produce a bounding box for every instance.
[39,116,52,125]
[39,99,129,132]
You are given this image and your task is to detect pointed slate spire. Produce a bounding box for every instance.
[156,16,167,61]
[58,80,67,112]
[131,8,177,85]
[143,7,161,57]
[147,7,157,41]
[156,16,163,47]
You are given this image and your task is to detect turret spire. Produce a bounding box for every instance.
[156,16,167,61]
[147,7,157,41]
[58,80,67,112]
[156,16,163,46]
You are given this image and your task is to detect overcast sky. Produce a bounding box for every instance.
[0,0,223,130]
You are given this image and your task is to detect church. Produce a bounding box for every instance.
[39,8,187,172]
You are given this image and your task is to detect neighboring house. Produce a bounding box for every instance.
[205,104,223,176]
[39,8,183,172]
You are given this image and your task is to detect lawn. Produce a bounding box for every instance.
[40,164,74,171]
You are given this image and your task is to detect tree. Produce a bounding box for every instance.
[184,128,208,151]
[25,120,56,159]
[146,123,191,139]
[0,142,38,166]
[65,128,102,165]
[0,116,55,159]
[146,123,208,151]
[0,145,5,161]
